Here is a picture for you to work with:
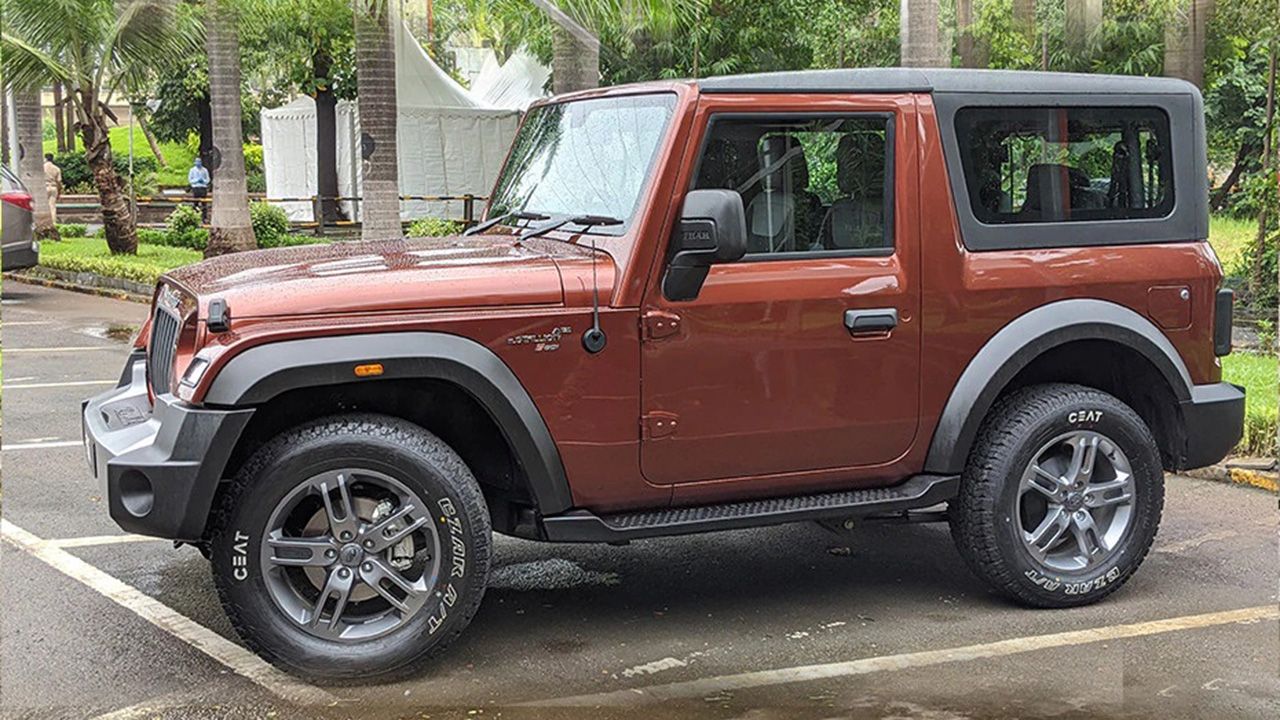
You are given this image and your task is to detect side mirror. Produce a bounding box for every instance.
[662,189,747,301]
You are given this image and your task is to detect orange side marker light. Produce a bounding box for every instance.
[354,363,384,377]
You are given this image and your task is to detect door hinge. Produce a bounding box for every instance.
[642,411,680,439]
[642,310,682,341]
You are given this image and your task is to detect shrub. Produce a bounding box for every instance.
[250,201,290,246]
[137,228,169,245]
[246,172,266,193]
[407,217,463,237]
[166,203,203,234]
[50,151,157,190]
[56,223,87,238]
[243,144,264,174]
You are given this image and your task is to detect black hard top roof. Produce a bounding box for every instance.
[696,68,1197,96]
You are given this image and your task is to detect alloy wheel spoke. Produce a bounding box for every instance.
[1025,506,1070,557]
[310,569,354,634]
[361,558,425,615]
[1065,435,1100,485]
[265,535,335,568]
[1070,510,1106,564]
[365,504,427,553]
[317,472,359,541]
[1026,464,1066,500]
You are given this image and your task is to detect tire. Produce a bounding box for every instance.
[950,383,1164,608]
[207,414,492,680]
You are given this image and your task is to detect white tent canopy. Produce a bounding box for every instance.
[261,21,546,222]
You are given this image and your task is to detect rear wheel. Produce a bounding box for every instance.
[208,414,491,679]
[950,384,1164,607]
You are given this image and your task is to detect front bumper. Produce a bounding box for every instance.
[1178,382,1246,471]
[82,351,253,541]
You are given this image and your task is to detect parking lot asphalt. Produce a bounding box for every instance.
[1,282,1277,720]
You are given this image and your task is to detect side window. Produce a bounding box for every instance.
[692,115,893,256]
[955,106,1174,224]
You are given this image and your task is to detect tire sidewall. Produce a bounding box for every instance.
[210,425,488,677]
[991,394,1163,603]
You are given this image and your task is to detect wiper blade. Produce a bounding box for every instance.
[463,210,550,236]
[518,214,623,242]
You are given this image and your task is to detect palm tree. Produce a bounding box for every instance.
[0,0,200,254]
[354,0,401,240]
[900,0,943,67]
[204,0,256,256]
[13,86,60,241]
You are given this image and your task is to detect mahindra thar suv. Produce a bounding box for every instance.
[83,69,1245,679]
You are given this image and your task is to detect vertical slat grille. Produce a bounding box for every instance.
[148,305,180,396]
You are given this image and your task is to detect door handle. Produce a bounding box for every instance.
[844,308,898,334]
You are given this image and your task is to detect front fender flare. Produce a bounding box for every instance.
[924,299,1193,475]
[205,332,573,514]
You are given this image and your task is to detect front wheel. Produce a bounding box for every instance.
[950,384,1164,608]
[208,414,491,679]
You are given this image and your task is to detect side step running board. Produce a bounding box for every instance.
[541,474,959,543]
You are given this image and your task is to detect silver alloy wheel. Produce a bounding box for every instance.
[1017,431,1135,573]
[260,469,441,642]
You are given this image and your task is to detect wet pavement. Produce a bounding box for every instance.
[1,282,1277,719]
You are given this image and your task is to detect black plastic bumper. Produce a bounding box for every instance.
[82,351,253,541]
[1178,382,1246,470]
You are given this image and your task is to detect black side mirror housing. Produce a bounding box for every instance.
[662,189,747,301]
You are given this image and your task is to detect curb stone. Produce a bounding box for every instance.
[3,268,152,304]
[1184,458,1278,494]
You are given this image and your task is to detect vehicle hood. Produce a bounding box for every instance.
[163,235,568,318]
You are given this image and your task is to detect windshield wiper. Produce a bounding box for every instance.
[518,214,623,242]
[463,210,550,236]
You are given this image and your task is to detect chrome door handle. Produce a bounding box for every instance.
[844,308,898,333]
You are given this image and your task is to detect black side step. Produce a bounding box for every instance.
[541,474,958,543]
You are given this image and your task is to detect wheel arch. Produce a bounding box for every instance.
[205,332,574,517]
[925,299,1193,475]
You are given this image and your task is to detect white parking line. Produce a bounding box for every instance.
[2,440,83,450]
[47,534,170,549]
[4,346,119,353]
[0,520,337,707]
[4,379,116,389]
[522,605,1280,707]
[1,320,54,326]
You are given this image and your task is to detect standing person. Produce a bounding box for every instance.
[43,153,62,225]
[188,157,211,222]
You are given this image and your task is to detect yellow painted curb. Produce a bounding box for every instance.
[1226,467,1279,494]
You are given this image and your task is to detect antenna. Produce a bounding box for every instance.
[581,232,607,354]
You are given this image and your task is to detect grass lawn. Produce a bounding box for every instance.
[1208,214,1256,272]
[1222,351,1278,458]
[39,236,202,286]
[44,125,195,188]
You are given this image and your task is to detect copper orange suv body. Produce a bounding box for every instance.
[83,69,1244,678]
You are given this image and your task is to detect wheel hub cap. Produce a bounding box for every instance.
[338,543,364,567]
[1017,430,1136,574]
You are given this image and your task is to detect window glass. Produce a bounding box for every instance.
[693,116,892,256]
[955,106,1173,224]
[487,93,676,235]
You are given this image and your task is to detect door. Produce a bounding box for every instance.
[640,95,921,485]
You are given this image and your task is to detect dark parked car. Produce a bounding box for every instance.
[1,165,38,271]
[84,69,1244,679]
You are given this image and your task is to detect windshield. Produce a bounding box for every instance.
[487,93,677,235]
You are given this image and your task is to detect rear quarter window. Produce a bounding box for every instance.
[955,107,1174,225]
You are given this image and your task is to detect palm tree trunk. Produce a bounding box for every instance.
[956,0,981,68]
[138,111,166,167]
[1248,46,1277,305]
[900,0,943,67]
[354,0,401,240]
[79,87,137,255]
[53,83,69,153]
[1164,0,1214,88]
[1065,0,1102,56]
[552,24,600,93]
[313,51,344,223]
[14,87,60,241]
[204,0,256,257]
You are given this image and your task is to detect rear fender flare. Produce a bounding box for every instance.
[205,332,573,514]
[924,299,1193,474]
